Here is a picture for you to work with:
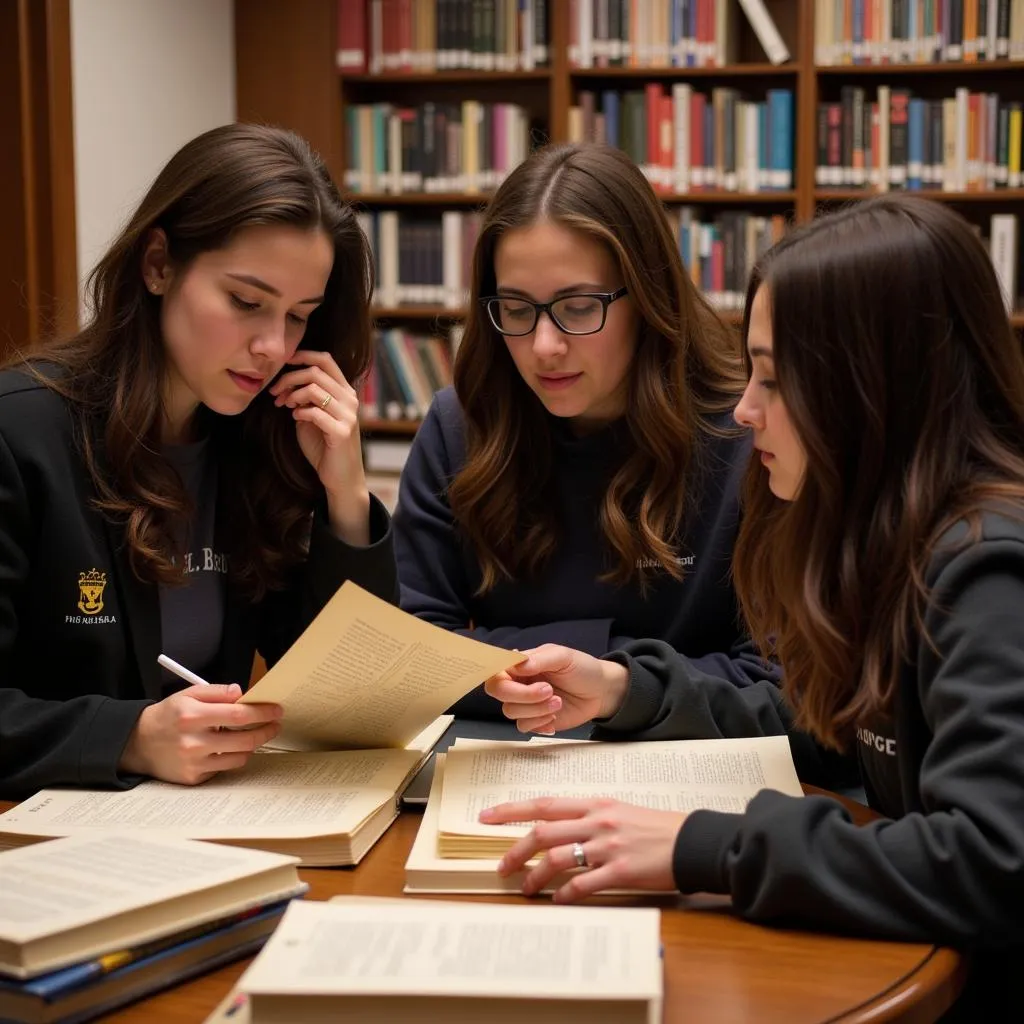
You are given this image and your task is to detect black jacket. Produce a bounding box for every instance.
[394,387,779,717]
[0,370,398,799]
[600,512,1024,961]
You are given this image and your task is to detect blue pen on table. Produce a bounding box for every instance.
[157,654,211,687]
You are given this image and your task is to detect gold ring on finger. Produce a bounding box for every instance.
[320,392,333,411]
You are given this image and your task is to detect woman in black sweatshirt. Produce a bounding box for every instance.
[0,125,397,798]
[393,143,779,718]
[482,196,1024,1005]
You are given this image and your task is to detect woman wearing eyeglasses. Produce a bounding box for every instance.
[393,142,782,719]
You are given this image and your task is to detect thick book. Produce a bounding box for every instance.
[0,582,527,865]
[0,716,450,867]
[0,834,303,980]
[0,901,290,1024]
[406,735,803,892]
[234,897,662,1024]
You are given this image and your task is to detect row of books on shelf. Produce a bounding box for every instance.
[357,210,483,309]
[362,327,457,422]
[814,0,1024,65]
[675,209,786,311]
[816,87,1023,191]
[570,85,794,193]
[344,101,533,196]
[355,204,1020,332]
[336,0,549,74]
[568,0,791,68]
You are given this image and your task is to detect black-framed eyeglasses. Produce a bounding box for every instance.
[480,287,629,337]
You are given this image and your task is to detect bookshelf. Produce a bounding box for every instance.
[235,0,1024,454]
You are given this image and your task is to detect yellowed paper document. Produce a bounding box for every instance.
[238,582,524,750]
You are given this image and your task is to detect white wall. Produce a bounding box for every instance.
[70,0,236,312]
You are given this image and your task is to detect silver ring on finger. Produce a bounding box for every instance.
[571,842,589,869]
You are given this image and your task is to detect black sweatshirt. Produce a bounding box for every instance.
[598,511,1024,1005]
[0,370,398,798]
[393,387,779,717]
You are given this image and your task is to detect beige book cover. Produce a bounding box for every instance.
[0,834,302,979]
[0,716,451,868]
[234,897,662,1024]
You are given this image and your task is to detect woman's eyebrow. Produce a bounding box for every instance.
[226,272,324,305]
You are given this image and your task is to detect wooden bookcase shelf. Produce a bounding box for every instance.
[359,417,423,435]
[235,0,1024,442]
[348,193,491,206]
[816,59,1024,76]
[569,62,797,79]
[816,189,1024,202]
[341,69,552,83]
[663,191,798,203]
[373,306,465,319]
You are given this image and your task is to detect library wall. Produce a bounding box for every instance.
[70,0,236,315]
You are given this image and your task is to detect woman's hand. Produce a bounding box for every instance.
[483,644,630,733]
[269,349,370,545]
[119,684,283,786]
[481,796,685,902]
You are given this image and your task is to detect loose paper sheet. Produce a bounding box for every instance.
[238,582,524,750]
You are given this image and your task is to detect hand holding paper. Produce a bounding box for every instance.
[238,582,526,751]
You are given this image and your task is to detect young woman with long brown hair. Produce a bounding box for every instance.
[393,142,779,717]
[482,195,1024,1001]
[0,123,396,799]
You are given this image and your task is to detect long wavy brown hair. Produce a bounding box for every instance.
[733,195,1024,748]
[16,123,372,599]
[449,142,744,591]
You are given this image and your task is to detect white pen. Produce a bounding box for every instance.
[157,654,211,688]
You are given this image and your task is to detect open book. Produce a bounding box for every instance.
[231,897,662,1024]
[0,583,528,866]
[406,735,802,892]
[0,717,449,867]
[0,833,303,980]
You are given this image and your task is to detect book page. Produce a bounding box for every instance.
[239,899,661,1001]
[439,736,802,840]
[0,834,297,943]
[238,582,523,750]
[0,748,420,842]
[264,712,452,755]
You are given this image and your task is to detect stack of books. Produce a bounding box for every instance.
[0,833,305,1024]
[405,734,804,893]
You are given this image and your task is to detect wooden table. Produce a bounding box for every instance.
[88,791,964,1024]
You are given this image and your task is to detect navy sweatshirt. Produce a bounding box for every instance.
[393,387,779,718]
[598,511,1024,1011]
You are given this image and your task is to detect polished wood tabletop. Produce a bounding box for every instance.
[66,787,964,1024]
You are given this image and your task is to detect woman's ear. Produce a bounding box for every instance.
[140,228,173,295]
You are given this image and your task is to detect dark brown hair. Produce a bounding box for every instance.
[18,123,372,598]
[449,142,744,592]
[733,195,1024,748]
